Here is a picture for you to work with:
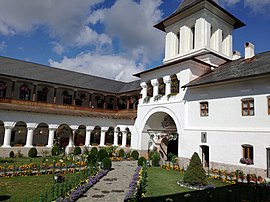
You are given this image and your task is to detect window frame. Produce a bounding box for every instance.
[241,144,254,165]
[200,101,209,117]
[242,98,255,116]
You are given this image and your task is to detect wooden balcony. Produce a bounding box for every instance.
[0,98,137,119]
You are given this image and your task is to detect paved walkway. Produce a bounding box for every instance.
[78,160,137,202]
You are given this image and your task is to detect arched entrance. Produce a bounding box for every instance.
[90,126,101,146]
[142,112,179,160]
[105,127,114,146]
[12,121,27,146]
[74,125,86,146]
[0,121,4,145]
[56,124,72,148]
[33,123,49,146]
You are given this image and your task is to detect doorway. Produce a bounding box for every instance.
[201,145,209,167]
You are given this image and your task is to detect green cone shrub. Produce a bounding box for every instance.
[97,149,108,162]
[87,154,97,165]
[183,152,207,186]
[28,147,38,158]
[74,146,82,155]
[152,151,160,167]
[101,157,112,170]
[138,157,147,166]
[9,151,15,158]
[131,150,139,160]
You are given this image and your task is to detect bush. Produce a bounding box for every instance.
[101,157,112,170]
[87,154,97,165]
[152,152,160,167]
[119,148,125,157]
[131,150,139,160]
[90,147,98,155]
[74,146,82,155]
[9,151,15,158]
[97,149,108,162]
[138,157,147,166]
[51,146,60,156]
[28,147,37,158]
[183,152,207,186]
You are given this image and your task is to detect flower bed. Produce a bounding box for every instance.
[124,166,147,202]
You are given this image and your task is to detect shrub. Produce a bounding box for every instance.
[90,147,98,155]
[152,151,160,167]
[97,149,108,162]
[74,146,82,155]
[105,146,114,157]
[9,151,15,158]
[138,157,146,166]
[51,146,60,156]
[16,150,23,158]
[101,157,112,170]
[131,150,139,160]
[183,152,207,186]
[119,148,125,157]
[28,147,38,158]
[87,154,97,165]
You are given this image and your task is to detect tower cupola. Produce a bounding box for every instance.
[154,0,245,66]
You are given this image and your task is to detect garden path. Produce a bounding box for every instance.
[77,160,137,202]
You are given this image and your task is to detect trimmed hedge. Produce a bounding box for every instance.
[97,149,108,162]
[87,154,97,165]
[90,147,98,155]
[131,150,139,160]
[28,147,37,158]
[101,157,112,170]
[51,146,60,156]
[74,146,82,155]
[119,149,125,157]
[138,157,147,166]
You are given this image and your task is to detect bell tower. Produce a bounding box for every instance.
[154,0,245,67]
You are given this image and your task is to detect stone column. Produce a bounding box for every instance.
[140,82,147,99]
[121,131,127,148]
[2,122,14,148]
[151,79,159,97]
[25,124,36,148]
[68,125,78,147]
[100,127,108,147]
[113,130,119,146]
[163,76,171,96]
[46,125,57,148]
[85,126,94,147]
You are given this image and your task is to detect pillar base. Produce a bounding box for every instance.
[46,145,53,148]
[1,145,11,148]
[24,145,33,148]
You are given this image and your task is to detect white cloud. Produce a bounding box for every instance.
[49,53,143,82]
[51,42,64,55]
[0,41,7,52]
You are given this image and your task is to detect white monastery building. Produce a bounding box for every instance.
[0,0,270,177]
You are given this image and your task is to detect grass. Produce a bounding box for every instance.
[0,173,74,202]
[145,167,230,197]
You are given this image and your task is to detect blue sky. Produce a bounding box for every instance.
[0,0,269,82]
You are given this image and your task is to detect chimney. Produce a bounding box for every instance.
[245,42,255,60]
[232,50,241,60]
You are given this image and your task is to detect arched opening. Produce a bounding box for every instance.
[170,74,179,94]
[118,97,127,110]
[74,125,86,146]
[90,126,101,146]
[105,127,114,146]
[33,123,49,146]
[200,145,209,168]
[0,81,7,98]
[94,95,104,109]
[158,78,165,95]
[19,84,31,100]
[125,127,131,147]
[62,90,73,105]
[56,124,72,148]
[0,121,4,145]
[146,81,153,97]
[37,87,49,102]
[11,121,27,146]
[117,127,122,146]
[142,112,179,160]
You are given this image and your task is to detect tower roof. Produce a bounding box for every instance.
[154,0,245,32]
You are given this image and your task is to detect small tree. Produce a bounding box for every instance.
[183,152,207,186]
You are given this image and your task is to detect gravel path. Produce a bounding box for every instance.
[77,160,137,202]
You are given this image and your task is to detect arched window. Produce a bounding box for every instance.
[75,93,86,106]
[37,87,49,102]
[19,84,31,100]
[63,90,72,105]
[191,26,195,50]
[170,75,179,94]
[158,78,165,95]
[147,81,153,97]
[0,81,7,98]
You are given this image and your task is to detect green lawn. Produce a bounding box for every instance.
[0,156,56,166]
[145,167,230,197]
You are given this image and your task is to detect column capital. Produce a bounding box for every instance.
[48,124,58,130]
[70,125,78,131]
[86,126,94,131]
[151,79,159,86]
[4,121,15,128]
[163,76,171,83]
[101,127,109,132]
[140,82,147,88]
[27,123,37,130]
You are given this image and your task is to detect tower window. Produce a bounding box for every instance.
[200,102,209,117]
[191,26,195,49]
[177,31,180,54]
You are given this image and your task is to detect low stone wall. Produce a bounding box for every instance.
[178,157,267,179]
[0,147,51,158]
